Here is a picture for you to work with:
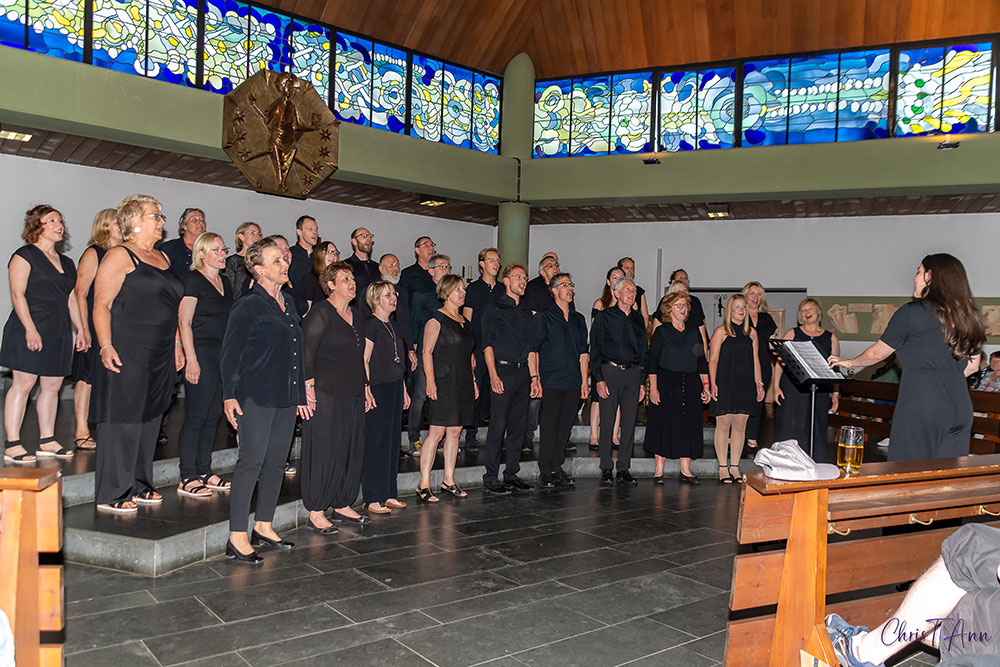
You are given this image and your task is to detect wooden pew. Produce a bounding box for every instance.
[725,454,1000,667]
[0,468,63,667]
[829,380,1000,454]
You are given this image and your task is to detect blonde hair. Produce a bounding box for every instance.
[722,294,751,337]
[190,232,223,271]
[797,297,823,326]
[742,281,769,313]
[234,222,260,251]
[86,208,119,249]
[436,274,464,302]
[117,194,161,242]
[366,280,395,311]
[666,280,688,295]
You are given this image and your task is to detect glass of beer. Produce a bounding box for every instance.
[836,426,865,474]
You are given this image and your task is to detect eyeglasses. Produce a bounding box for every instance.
[555,282,575,289]
[434,264,452,271]
[353,232,374,240]
[418,241,436,249]
[145,212,167,222]
[209,247,230,255]
[244,229,261,238]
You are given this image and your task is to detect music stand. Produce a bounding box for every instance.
[772,340,846,458]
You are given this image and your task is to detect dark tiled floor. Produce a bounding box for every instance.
[62,478,938,667]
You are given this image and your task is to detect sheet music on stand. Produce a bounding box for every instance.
[774,340,844,383]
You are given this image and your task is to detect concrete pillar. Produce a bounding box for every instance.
[497,201,530,266]
[497,52,535,266]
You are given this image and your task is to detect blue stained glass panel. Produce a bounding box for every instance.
[659,70,698,151]
[836,49,890,141]
[696,67,736,149]
[443,63,473,148]
[146,0,198,84]
[202,0,249,93]
[570,75,610,156]
[27,0,84,60]
[896,47,945,136]
[786,53,839,144]
[334,32,371,126]
[91,0,146,75]
[371,43,406,133]
[247,6,290,74]
[742,58,789,146]
[290,22,329,103]
[472,71,501,153]
[941,42,992,134]
[0,0,26,49]
[611,71,651,154]
[533,79,571,157]
[410,55,443,142]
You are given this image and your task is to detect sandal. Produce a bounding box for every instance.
[366,503,391,514]
[385,499,407,509]
[97,500,137,513]
[132,489,163,505]
[4,440,35,464]
[35,436,74,459]
[284,462,296,476]
[746,439,758,449]
[729,466,744,484]
[74,436,97,450]
[415,486,439,503]
[718,465,734,484]
[200,474,231,490]
[177,478,212,498]
[439,482,467,498]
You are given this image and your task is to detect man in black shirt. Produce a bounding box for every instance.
[406,254,452,452]
[590,277,648,486]
[160,207,206,276]
[481,263,536,494]
[399,236,436,299]
[288,215,318,288]
[531,272,589,488]
[345,227,381,316]
[462,247,502,448]
[522,252,562,451]
[379,253,416,361]
[617,257,650,327]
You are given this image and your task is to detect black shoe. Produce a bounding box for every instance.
[600,469,614,485]
[307,518,339,535]
[331,510,371,525]
[538,476,557,489]
[157,430,169,445]
[564,443,576,453]
[521,442,533,453]
[482,480,512,496]
[250,530,294,550]
[505,477,533,492]
[652,475,665,485]
[399,449,412,459]
[225,540,263,564]
[588,443,599,451]
[556,469,575,486]
[617,470,638,486]
[679,474,701,485]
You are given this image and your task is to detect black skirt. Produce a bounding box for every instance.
[644,370,704,459]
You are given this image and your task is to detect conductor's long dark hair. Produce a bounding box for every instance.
[918,253,985,359]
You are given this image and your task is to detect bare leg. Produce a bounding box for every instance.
[441,426,464,494]
[335,504,361,519]
[680,457,693,476]
[309,510,333,530]
[73,381,93,440]
[229,529,254,554]
[253,520,283,541]
[589,402,600,445]
[419,425,445,489]
[714,414,733,480]
[36,375,64,452]
[4,370,38,458]
[728,414,748,480]
[654,454,665,477]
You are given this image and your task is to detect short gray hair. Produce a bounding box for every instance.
[612,277,634,293]
[429,253,451,269]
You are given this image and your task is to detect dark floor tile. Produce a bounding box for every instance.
[332,572,519,622]
[628,645,720,666]
[668,554,736,591]
[449,512,549,537]
[558,570,725,625]
[556,557,677,590]
[492,547,637,586]
[610,528,733,559]
[66,590,158,618]
[646,592,731,636]
[684,630,728,663]
[515,616,692,666]
[239,611,438,667]
[432,526,550,551]
[173,653,251,666]
[422,580,576,624]
[333,528,458,555]
[476,658,530,667]
[150,563,321,602]
[358,546,515,589]
[487,530,614,564]
[64,561,222,603]
[672,505,742,533]
[659,540,738,567]
[308,542,446,573]
[579,516,683,544]
[276,637,433,666]
[396,600,604,667]
[143,603,348,665]
[65,597,219,654]
[65,641,160,666]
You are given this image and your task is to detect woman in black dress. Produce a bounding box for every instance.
[708,294,764,483]
[417,275,478,502]
[645,292,710,484]
[71,208,122,452]
[176,232,233,498]
[297,241,340,310]
[2,205,84,463]
[301,261,371,531]
[743,281,777,449]
[91,195,184,512]
[224,221,261,301]
[773,298,840,462]
[830,254,984,462]
[221,239,311,561]
[362,281,410,514]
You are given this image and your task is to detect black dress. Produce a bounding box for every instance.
[301,300,366,511]
[709,324,756,417]
[224,253,250,301]
[91,248,183,423]
[426,311,476,427]
[746,311,778,437]
[71,245,107,383]
[644,323,707,459]
[881,300,975,462]
[1,245,77,377]
[774,328,833,459]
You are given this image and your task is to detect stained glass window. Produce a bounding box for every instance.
[290,22,329,103]
[473,72,501,153]
[202,0,249,93]
[742,58,789,146]
[247,7,290,76]
[696,67,737,149]
[659,70,698,151]
[837,49,890,141]
[896,47,944,136]
[611,72,652,154]
[91,0,146,75]
[1,0,26,49]
[371,43,406,133]
[443,63,473,148]
[533,79,571,157]
[27,0,84,60]
[786,53,839,144]
[659,67,736,151]
[410,55,443,142]
[941,43,992,134]
[569,76,610,156]
[146,0,198,84]
[333,32,371,125]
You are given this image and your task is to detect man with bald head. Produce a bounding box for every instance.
[346,226,380,316]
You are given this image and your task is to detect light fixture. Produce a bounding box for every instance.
[937,140,960,150]
[0,128,33,142]
[706,203,730,219]
[642,157,661,165]
[418,194,446,207]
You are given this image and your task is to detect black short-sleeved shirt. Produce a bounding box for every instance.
[533,304,589,390]
[464,277,502,348]
[183,271,233,347]
[346,254,381,315]
[296,272,326,304]
[400,261,434,298]
[302,301,366,397]
[363,315,406,385]
[523,275,553,313]
[482,294,535,363]
[160,238,193,277]
[288,243,312,289]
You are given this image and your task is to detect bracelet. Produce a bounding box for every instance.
[100,343,112,352]
[702,381,709,386]
[756,381,764,386]
[305,383,315,389]
[530,374,539,379]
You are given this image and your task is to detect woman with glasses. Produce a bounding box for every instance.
[297,240,340,310]
[225,222,261,300]
[91,195,185,512]
[176,233,233,498]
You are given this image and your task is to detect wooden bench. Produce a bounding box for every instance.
[725,454,1000,667]
[0,468,64,666]
[829,379,1000,454]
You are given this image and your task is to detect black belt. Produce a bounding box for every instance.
[497,360,528,368]
[604,360,638,370]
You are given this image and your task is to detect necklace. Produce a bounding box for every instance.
[380,317,400,364]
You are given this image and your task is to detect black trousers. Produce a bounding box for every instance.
[229,400,296,532]
[407,356,428,445]
[95,418,159,505]
[540,388,578,479]
[302,392,364,511]
[178,344,222,480]
[526,397,540,445]
[598,364,642,472]
[466,349,489,441]
[363,381,402,504]
[483,364,530,483]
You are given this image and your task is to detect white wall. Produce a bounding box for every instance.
[0,154,496,316]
